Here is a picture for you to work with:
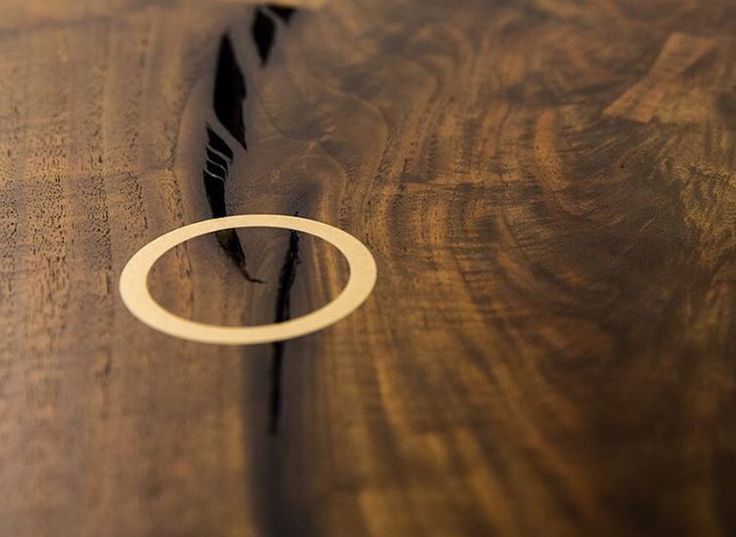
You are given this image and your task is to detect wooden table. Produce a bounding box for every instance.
[1,0,734,535]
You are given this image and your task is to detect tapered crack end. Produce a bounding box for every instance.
[252,8,277,65]
[252,4,298,66]
[213,35,247,149]
[269,229,301,434]
[215,228,265,283]
[202,126,263,283]
[266,5,297,23]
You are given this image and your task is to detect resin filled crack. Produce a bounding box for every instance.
[206,16,301,434]
[203,125,263,282]
[270,228,301,433]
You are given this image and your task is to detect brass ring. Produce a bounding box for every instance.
[119,214,377,345]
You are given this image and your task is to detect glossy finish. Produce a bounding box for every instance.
[0,0,734,535]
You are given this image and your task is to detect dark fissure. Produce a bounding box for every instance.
[206,17,301,434]
[213,35,247,148]
[266,4,297,23]
[252,8,276,65]
[206,33,262,282]
[202,124,263,283]
[252,5,299,66]
[269,228,301,434]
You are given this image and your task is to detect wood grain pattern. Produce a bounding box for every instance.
[1,0,735,536]
[604,32,716,122]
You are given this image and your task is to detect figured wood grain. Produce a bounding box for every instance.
[604,32,717,122]
[1,0,736,536]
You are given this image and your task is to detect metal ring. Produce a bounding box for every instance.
[119,214,377,345]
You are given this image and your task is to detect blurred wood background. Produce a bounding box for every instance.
[1,0,735,535]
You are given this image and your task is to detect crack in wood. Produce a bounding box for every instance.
[213,35,247,148]
[269,226,301,434]
[208,17,303,431]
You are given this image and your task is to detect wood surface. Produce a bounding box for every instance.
[1,0,735,535]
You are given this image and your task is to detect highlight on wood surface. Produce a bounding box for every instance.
[0,0,735,536]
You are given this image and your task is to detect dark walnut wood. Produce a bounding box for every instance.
[1,0,735,535]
